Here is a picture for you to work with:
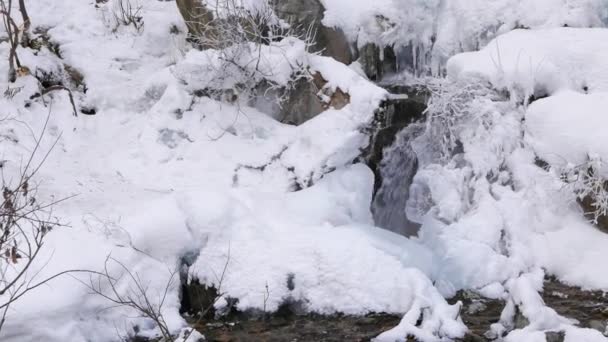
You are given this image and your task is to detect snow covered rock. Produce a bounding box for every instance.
[526,91,608,172]
[323,0,608,75]
[448,28,608,99]
[273,0,353,64]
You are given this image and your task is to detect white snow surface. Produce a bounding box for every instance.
[2,1,608,342]
[526,91,608,174]
[402,24,608,341]
[0,0,463,341]
[448,28,608,98]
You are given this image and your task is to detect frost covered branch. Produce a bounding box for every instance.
[175,0,315,107]
[110,0,143,33]
[562,154,608,227]
[424,79,498,161]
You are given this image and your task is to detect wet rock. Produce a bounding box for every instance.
[456,333,487,342]
[180,278,220,317]
[542,278,608,331]
[545,331,566,342]
[513,307,530,330]
[578,194,608,234]
[365,85,429,185]
[190,313,401,342]
[449,291,505,340]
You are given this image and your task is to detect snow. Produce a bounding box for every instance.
[3,0,608,341]
[0,0,460,341]
[448,28,608,98]
[401,23,608,340]
[322,0,608,74]
[189,164,453,316]
[525,91,608,173]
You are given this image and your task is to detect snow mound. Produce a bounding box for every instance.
[448,28,608,98]
[526,90,608,172]
[188,164,451,316]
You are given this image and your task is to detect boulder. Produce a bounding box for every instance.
[272,0,353,64]
[252,72,351,125]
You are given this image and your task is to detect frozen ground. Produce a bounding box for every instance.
[1,1,608,342]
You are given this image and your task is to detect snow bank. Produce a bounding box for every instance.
[405,75,608,340]
[448,28,608,98]
[188,164,455,318]
[526,91,608,172]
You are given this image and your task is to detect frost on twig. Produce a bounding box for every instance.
[562,154,608,231]
[423,78,499,162]
[174,0,316,108]
[109,0,144,33]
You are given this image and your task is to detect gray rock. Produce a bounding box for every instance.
[588,320,607,334]
[513,308,530,330]
[272,0,353,64]
[252,72,350,125]
[545,331,565,342]
[158,128,193,149]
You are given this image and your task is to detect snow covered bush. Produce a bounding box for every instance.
[173,0,315,109]
[422,78,503,162]
[110,0,144,34]
[562,154,608,229]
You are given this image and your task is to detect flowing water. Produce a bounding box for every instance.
[371,123,424,237]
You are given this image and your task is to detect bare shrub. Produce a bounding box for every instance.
[109,0,144,33]
[82,256,178,341]
[81,249,230,342]
[1,0,22,82]
[175,0,315,107]
[30,84,79,117]
[0,0,31,82]
[0,110,86,332]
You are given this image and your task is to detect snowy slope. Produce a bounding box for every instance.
[2,1,608,342]
[0,0,464,341]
